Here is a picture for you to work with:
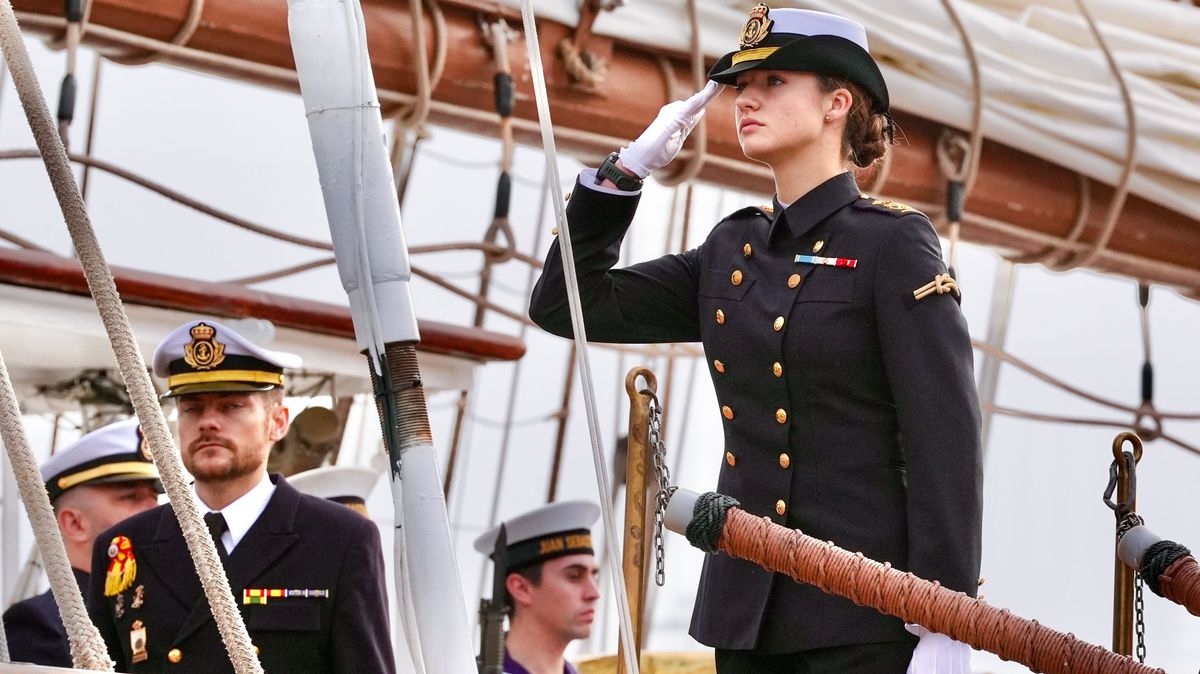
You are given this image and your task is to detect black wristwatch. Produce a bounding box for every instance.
[595,152,643,192]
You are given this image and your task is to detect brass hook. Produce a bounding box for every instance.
[1112,431,1144,464]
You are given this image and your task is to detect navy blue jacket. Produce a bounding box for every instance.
[530,172,983,652]
[2,568,88,667]
[86,475,394,672]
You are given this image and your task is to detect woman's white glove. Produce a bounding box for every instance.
[618,81,724,179]
[905,624,972,674]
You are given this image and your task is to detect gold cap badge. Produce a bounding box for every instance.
[183,322,226,371]
[739,3,774,49]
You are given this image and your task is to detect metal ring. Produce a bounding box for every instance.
[1112,431,1144,463]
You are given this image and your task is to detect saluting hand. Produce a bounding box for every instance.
[619,81,724,179]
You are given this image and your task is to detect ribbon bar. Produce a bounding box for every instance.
[794,254,857,268]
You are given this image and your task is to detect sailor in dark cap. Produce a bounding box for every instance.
[85,319,394,673]
[474,501,601,674]
[530,5,981,672]
[2,419,161,667]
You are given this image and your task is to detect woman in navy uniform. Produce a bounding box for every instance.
[529,6,981,673]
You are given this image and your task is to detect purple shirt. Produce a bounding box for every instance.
[503,651,579,674]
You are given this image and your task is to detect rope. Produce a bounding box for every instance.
[1139,541,1191,596]
[1048,0,1138,272]
[1006,173,1092,265]
[702,501,1164,674]
[391,0,446,132]
[0,225,50,250]
[556,37,605,88]
[105,0,204,66]
[0,5,263,671]
[517,2,638,671]
[0,348,113,670]
[1157,554,1200,617]
[983,404,1200,456]
[79,55,102,201]
[0,150,335,251]
[654,0,707,187]
[684,491,740,553]
[0,607,7,661]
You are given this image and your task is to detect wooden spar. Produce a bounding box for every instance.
[11,0,1200,295]
[0,247,525,362]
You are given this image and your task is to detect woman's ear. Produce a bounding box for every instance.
[826,87,854,122]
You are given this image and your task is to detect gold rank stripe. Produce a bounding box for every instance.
[57,461,159,491]
[167,369,284,388]
[732,47,779,65]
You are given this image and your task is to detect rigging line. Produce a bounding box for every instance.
[518,1,639,671]
[0,225,49,250]
[105,0,204,66]
[465,410,558,429]
[409,241,543,268]
[1005,173,1092,266]
[224,257,336,285]
[936,0,984,199]
[476,161,553,605]
[985,405,1199,457]
[971,340,1200,421]
[0,149,335,251]
[0,1,260,668]
[655,0,707,187]
[79,55,101,202]
[1050,0,1138,272]
[416,145,544,187]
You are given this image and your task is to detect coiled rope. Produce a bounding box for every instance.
[0,348,113,669]
[686,493,1164,674]
[517,1,638,671]
[0,4,263,672]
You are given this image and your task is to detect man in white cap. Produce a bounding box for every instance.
[474,501,601,674]
[2,420,160,667]
[85,319,394,673]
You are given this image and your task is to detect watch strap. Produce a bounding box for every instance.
[595,152,643,192]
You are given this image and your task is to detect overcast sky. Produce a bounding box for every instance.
[2,34,1199,673]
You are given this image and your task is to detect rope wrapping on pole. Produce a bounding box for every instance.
[0,4,263,671]
[674,491,1164,674]
[1156,554,1200,617]
[0,348,113,669]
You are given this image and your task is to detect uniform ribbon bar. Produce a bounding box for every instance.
[794,254,858,268]
[242,588,331,604]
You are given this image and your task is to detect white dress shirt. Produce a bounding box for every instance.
[195,473,276,554]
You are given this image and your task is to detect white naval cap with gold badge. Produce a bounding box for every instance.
[40,419,163,503]
[289,465,380,517]
[473,501,600,573]
[152,319,302,398]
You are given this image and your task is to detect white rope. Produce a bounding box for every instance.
[0,605,8,662]
[0,5,263,672]
[516,3,639,673]
[0,348,113,670]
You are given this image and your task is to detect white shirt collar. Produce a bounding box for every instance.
[195,473,276,554]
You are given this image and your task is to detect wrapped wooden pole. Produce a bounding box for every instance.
[665,489,1164,674]
[1118,525,1200,617]
[615,367,657,674]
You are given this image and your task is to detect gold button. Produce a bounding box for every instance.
[776,500,787,516]
[726,452,736,466]
[743,243,752,257]
[772,362,783,377]
[775,408,787,424]
[713,359,726,373]
[716,309,726,325]
[773,316,785,331]
[254,645,260,656]
[168,648,183,664]
[721,405,734,420]
[812,240,825,253]
[731,269,743,286]
[788,273,802,289]
[779,453,791,469]
[551,226,559,236]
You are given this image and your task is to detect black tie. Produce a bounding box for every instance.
[204,512,230,564]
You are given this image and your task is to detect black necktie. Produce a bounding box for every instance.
[204,512,230,564]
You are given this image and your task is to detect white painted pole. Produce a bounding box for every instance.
[285,1,475,672]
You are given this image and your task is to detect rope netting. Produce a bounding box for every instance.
[684,493,1164,674]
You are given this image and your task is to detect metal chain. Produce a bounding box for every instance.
[1135,573,1147,663]
[647,392,676,586]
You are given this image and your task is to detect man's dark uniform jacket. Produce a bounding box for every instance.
[530,172,983,653]
[86,475,394,672]
[2,568,88,667]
